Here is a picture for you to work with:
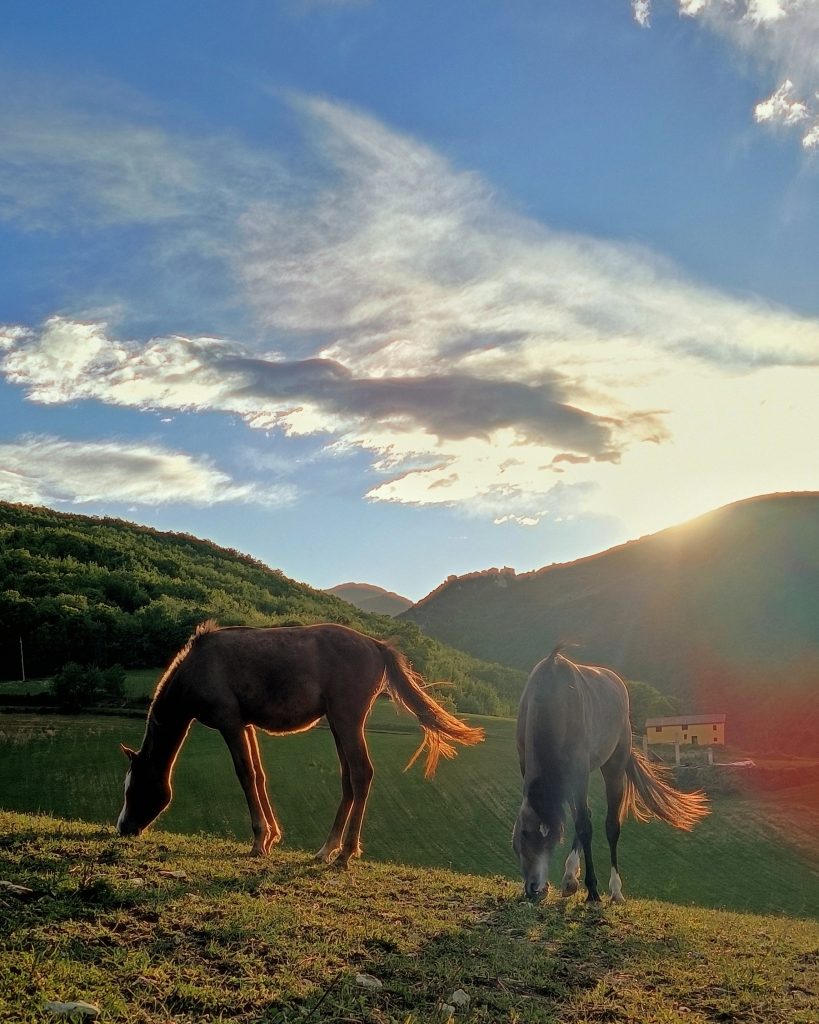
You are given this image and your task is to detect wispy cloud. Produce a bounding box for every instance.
[0,95,282,230]
[634,1,819,150]
[0,434,295,508]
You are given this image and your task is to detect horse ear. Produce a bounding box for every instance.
[120,743,138,761]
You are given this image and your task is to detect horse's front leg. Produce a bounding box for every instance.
[570,774,600,902]
[245,726,282,853]
[221,725,274,857]
[561,836,582,896]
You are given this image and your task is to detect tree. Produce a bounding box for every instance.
[626,678,680,733]
[49,663,99,712]
[49,662,128,711]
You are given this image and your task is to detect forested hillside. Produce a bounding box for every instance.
[404,493,819,750]
[0,503,522,714]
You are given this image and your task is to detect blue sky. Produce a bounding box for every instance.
[2,0,818,600]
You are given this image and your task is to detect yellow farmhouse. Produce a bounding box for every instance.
[645,714,726,747]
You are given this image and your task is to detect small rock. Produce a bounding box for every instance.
[0,880,35,898]
[44,1001,101,1018]
[441,1004,455,1020]
[157,869,187,880]
[449,989,470,1008]
[355,973,383,990]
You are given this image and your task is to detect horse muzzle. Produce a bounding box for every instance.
[525,881,546,902]
[117,819,142,837]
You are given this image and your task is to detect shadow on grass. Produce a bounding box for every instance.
[332,894,685,1023]
[3,814,817,1024]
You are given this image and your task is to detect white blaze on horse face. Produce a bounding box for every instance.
[609,868,625,903]
[523,847,549,898]
[116,767,132,833]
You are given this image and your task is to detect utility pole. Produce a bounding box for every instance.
[19,636,26,684]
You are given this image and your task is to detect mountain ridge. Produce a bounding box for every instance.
[403,492,819,750]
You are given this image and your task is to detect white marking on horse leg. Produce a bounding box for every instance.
[561,848,581,895]
[609,867,625,903]
[314,841,340,863]
[116,769,132,833]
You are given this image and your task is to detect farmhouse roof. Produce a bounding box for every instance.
[645,714,727,727]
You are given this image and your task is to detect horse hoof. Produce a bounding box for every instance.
[610,892,626,904]
[265,833,283,851]
[335,846,362,870]
[561,878,579,897]
[585,892,601,904]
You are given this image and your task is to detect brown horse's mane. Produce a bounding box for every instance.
[150,619,219,708]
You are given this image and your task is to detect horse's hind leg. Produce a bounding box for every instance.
[315,724,354,864]
[601,750,629,903]
[327,717,373,869]
[221,725,274,857]
[245,726,282,853]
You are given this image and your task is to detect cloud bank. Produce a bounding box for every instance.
[633,1,819,150]
[2,90,819,530]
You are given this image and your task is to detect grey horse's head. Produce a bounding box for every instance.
[512,801,551,900]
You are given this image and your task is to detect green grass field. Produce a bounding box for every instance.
[1,812,817,1024]
[1,705,817,919]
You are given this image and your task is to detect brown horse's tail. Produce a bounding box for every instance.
[623,748,710,830]
[379,642,485,778]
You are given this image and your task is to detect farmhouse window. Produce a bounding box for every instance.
[713,725,717,731]
[655,726,661,732]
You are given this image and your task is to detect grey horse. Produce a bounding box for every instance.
[514,646,708,902]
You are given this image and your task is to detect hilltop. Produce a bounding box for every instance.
[2,811,817,1024]
[0,502,522,714]
[325,582,413,616]
[404,493,819,750]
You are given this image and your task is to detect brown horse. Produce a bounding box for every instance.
[514,647,709,902]
[117,621,484,865]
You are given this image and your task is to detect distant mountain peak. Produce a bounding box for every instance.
[325,582,413,617]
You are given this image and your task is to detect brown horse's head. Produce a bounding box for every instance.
[116,744,172,836]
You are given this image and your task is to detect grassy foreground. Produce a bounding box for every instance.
[1,811,817,1024]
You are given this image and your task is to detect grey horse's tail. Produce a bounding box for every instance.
[379,642,485,778]
[624,749,710,830]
